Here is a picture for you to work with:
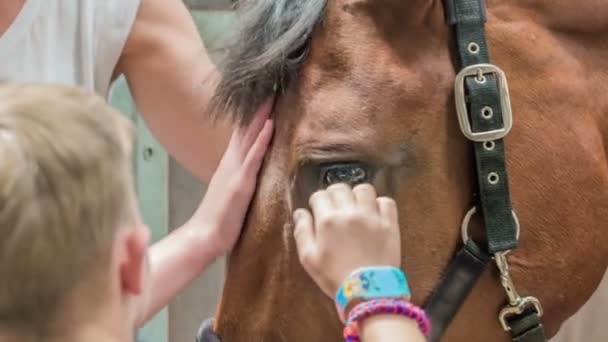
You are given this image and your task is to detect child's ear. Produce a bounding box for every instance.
[118,225,150,295]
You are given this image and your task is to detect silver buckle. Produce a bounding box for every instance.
[495,251,544,331]
[454,63,513,142]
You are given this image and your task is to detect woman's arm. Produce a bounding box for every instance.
[138,101,274,325]
[116,0,231,183]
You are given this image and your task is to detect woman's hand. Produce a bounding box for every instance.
[292,183,402,298]
[141,99,274,324]
[191,98,274,257]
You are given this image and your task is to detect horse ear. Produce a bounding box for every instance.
[196,318,222,342]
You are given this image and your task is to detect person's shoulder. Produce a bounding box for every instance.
[122,0,200,50]
[87,0,141,45]
[116,0,206,75]
[90,0,141,20]
[131,0,192,24]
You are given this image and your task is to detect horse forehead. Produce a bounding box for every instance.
[294,61,451,146]
[304,3,454,103]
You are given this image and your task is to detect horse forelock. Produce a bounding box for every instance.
[209,0,328,126]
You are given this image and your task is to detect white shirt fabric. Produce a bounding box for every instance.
[0,0,141,98]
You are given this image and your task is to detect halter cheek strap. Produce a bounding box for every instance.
[424,1,547,341]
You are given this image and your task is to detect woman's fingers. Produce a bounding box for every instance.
[237,97,274,156]
[242,119,274,177]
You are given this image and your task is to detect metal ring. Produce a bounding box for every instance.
[461,206,520,244]
[468,42,480,54]
[488,172,500,184]
[481,106,493,119]
[483,140,495,151]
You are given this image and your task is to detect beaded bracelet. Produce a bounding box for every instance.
[342,298,431,341]
[343,325,360,342]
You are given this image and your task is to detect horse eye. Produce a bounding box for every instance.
[320,163,369,188]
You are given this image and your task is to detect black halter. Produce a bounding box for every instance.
[423,1,546,341]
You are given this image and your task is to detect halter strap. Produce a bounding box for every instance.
[425,241,490,341]
[446,0,517,254]
[423,1,547,341]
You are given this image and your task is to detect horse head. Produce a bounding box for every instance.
[206,0,608,341]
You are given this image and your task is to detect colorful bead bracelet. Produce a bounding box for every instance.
[343,298,431,341]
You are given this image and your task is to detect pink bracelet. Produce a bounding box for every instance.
[343,325,360,342]
[342,298,431,341]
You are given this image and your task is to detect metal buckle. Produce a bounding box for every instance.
[454,63,513,142]
[495,251,544,331]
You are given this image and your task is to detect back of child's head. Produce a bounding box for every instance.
[0,83,136,333]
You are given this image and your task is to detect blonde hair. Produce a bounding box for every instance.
[0,83,135,330]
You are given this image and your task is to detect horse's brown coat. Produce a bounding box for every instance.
[215,1,608,341]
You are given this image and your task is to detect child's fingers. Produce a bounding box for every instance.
[377,197,398,226]
[327,183,355,208]
[309,190,334,218]
[243,119,274,176]
[353,183,378,212]
[293,209,318,268]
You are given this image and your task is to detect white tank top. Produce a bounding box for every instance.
[0,0,140,98]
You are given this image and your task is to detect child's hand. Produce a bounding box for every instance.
[192,99,274,257]
[292,184,402,299]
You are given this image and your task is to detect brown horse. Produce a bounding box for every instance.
[203,0,608,341]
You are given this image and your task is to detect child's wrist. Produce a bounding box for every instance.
[342,299,431,341]
[333,266,430,341]
[334,266,411,322]
[359,314,425,341]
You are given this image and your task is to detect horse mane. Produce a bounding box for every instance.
[209,0,327,125]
